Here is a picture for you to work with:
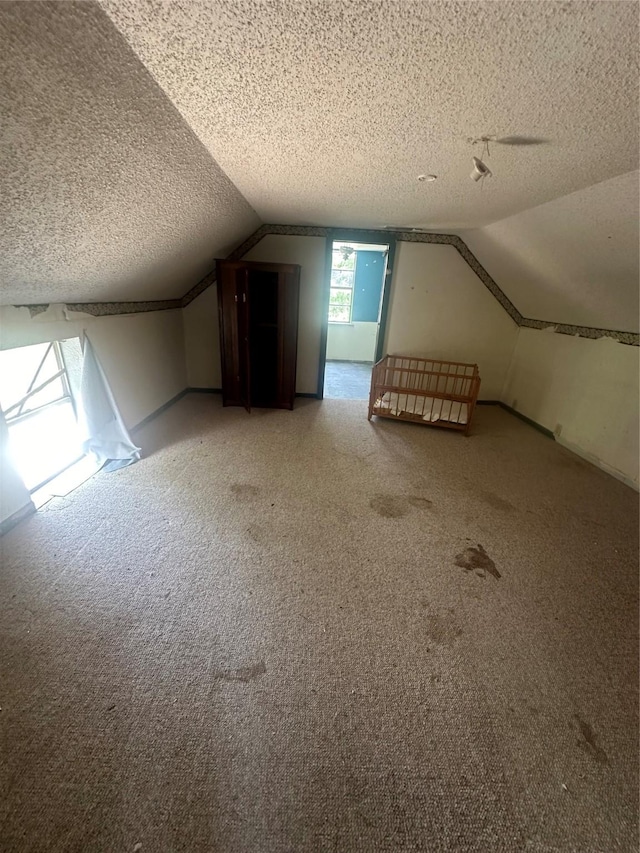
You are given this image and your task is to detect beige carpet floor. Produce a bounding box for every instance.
[1,394,638,853]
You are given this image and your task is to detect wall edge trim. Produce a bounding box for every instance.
[498,402,555,439]
[180,224,638,344]
[555,435,639,492]
[130,386,224,435]
[10,224,638,345]
[180,224,271,306]
[498,403,638,488]
[131,388,190,434]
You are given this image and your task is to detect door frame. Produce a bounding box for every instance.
[316,230,397,399]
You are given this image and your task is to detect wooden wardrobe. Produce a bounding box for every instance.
[216,259,301,411]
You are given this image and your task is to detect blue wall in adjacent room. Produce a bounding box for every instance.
[352,251,385,322]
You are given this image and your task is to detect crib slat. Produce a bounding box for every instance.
[369,355,481,435]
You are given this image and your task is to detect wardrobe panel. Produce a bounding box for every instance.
[216,260,300,411]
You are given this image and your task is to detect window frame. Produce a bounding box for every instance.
[3,341,73,425]
[328,249,358,324]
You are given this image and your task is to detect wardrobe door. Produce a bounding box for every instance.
[247,268,280,408]
[216,262,250,410]
[277,269,300,409]
[217,259,300,411]
[237,269,252,413]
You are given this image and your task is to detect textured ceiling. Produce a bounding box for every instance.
[1,0,638,324]
[0,1,259,305]
[102,0,639,229]
[461,171,640,334]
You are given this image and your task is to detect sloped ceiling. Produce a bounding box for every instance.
[461,171,640,334]
[1,0,638,330]
[101,0,638,229]
[0,1,259,305]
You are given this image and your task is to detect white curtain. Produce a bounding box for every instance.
[77,335,141,471]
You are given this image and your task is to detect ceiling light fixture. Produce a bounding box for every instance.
[470,156,492,182]
[417,174,437,182]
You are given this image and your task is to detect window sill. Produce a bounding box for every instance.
[328,321,354,326]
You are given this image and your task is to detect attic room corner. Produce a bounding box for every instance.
[0,304,189,528]
[1,1,638,851]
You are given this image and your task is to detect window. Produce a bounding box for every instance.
[1,341,71,421]
[0,340,82,491]
[329,246,356,322]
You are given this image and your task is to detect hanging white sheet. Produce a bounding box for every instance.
[77,335,141,470]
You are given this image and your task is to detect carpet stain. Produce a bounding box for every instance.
[574,714,608,764]
[455,544,501,579]
[231,483,259,499]
[479,491,515,513]
[214,661,267,683]
[407,496,433,510]
[370,495,408,518]
[424,613,462,646]
[370,494,432,518]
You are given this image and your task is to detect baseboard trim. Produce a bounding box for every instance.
[131,388,317,431]
[498,402,555,439]
[131,389,189,433]
[1,500,37,537]
[489,403,636,489]
[131,386,226,432]
[325,360,374,365]
[188,388,317,399]
[476,400,500,405]
[556,435,639,491]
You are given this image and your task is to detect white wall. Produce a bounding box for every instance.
[326,321,377,362]
[384,242,519,399]
[502,329,639,487]
[183,234,327,394]
[183,285,222,389]
[89,310,187,428]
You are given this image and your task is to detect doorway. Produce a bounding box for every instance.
[320,237,394,400]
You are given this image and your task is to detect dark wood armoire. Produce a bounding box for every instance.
[216,259,300,411]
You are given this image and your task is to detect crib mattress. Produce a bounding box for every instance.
[374,391,468,425]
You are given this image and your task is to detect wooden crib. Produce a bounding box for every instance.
[368,355,481,435]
